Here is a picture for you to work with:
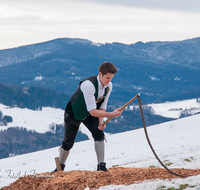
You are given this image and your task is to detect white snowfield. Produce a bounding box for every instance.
[0,103,102,139]
[149,98,200,118]
[0,104,64,133]
[0,99,200,189]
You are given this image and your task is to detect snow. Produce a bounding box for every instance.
[149,76,160,81]
[34,75,44,81]
[174,77,181,81]
[149,98,200,118]
[0,103,64,133]
[0,99,200,189]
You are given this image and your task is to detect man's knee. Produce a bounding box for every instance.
[62,141,74,151]
[93,133,105,141]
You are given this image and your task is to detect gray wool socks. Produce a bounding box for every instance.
[59,141,104,165]
[59,148,70,165]
[95,140,105,164]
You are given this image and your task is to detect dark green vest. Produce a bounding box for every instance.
[70,75,109,121]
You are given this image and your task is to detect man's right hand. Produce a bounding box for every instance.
[111,108,123,117]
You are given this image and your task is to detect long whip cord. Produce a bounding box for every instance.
[137,96,186,177]
[103,94,187,177]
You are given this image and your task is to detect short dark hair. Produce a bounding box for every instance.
[98,62,117,75]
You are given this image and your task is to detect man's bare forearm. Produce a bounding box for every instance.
[89,109,110,118]
[89,108,122,118]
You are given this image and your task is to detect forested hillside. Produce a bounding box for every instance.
[0,125,88,159]
[0,37,200,104]
[0,83,70,110]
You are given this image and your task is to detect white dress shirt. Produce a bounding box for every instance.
[80,75,112,112]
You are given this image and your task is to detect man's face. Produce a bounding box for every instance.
[99,72,114,86]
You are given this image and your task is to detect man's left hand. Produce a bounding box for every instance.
[98,124,106,130]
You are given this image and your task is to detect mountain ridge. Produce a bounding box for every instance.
[0,38,93,67]
[0,37,200,104]
[1,37,200,69]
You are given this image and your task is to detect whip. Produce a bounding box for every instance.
[102,93,186,178]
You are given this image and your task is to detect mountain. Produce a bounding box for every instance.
[1,37,200,70]
[1,113,200,189]
[0,37,200,104]
[0,38,92,67]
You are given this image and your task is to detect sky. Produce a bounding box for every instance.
[0,0,200,50]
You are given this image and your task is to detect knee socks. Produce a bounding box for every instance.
[59,148,70,165]
[94,140,105,164]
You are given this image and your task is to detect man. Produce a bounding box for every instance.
[52,61,122,172]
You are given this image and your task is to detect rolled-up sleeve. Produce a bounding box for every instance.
[80,80,96,111]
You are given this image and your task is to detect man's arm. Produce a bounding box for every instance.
[89,108,122,118]
[98,109,106,130]
[90,108,122,130]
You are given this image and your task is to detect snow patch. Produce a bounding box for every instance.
[174,77,181,81]
[149,76,160,81]
[34,75,44,81]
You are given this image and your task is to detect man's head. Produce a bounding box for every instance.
[99,62,117,86]
[98,62,117,76]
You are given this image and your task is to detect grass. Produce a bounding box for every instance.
[157,184,197,190]
[184,158,191,162]
[149,166,156,168]
[163,160,173,166]
[168,184,188,190]
[112,164,119,167]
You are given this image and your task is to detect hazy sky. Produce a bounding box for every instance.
[0,0,200,50]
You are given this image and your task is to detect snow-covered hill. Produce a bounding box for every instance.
[0,103,96,139]
[0,109,200,189]
[0,103,64,133]
[149,98,200,118]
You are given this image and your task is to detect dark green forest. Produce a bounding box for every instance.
[0,83,70,110]
[0,125,88,159]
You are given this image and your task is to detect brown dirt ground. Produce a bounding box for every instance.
[1,167,200,190]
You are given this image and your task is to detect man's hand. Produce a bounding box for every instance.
[111,108,123,117]
[98,123,106,131]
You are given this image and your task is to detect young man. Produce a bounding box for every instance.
[52,61,122,172]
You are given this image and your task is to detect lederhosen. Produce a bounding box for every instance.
[62,75,110,151]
